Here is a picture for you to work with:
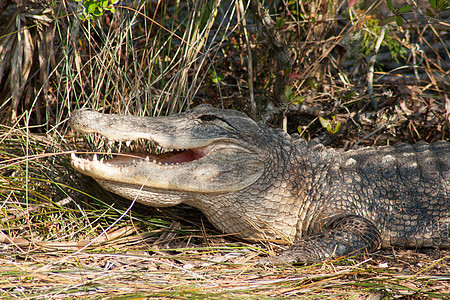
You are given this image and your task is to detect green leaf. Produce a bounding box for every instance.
[284,85,293,102]
[307,78,316,90]
[345,91,356,99]
[398,4,412,13]
[275,17,286,29]
[211,70,223,85]
[92,6,102,17]
[429,0,437,9]
[293,96,304,105]
[437,0,449,10]
[378,16,395,26]
[319,117,331,132]
[88,3,96,14]
[332,121,342,134]
[426,8,435,17]
[396,16,404,26]
[386,0,394,11]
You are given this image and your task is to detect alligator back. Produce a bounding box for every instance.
[330,141,449,249]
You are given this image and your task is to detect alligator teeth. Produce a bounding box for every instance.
[126,140,131,147]
[71,153,76,159]
[145,156,149,162]
[93,154,98,161]
[100,158,104,163]
[108,140,114,147]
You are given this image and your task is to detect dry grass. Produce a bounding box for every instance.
[0,0,449,298]
[1,228,449,298]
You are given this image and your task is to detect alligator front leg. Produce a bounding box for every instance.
[259,214,382,264]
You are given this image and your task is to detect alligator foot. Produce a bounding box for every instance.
[257,214,382,265]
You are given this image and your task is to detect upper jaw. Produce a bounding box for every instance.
[69,108,228,150]
[70,133,213,170]
[69,122,255,175]
[68,108,258,166]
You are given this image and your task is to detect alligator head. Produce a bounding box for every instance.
[69,105,267,207]
[69,104,306,242]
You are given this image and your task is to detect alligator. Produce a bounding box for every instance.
[69,105,449,263]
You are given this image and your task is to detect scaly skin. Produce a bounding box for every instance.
[69,105,449,263]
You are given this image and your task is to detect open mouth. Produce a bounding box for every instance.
[70,128,263,194]
[71,134,209,167]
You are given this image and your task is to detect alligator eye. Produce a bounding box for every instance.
[199,114,219,122]
[198,114,236,132]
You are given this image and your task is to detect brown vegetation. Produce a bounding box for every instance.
[0,0,448,298]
